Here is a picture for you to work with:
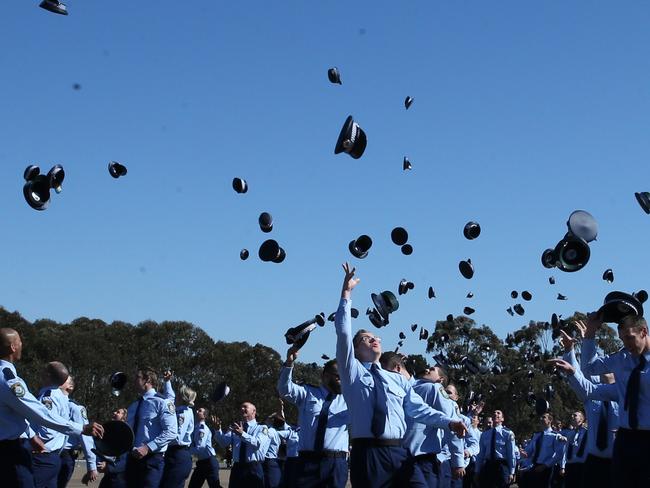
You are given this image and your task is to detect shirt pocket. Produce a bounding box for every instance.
[386,384,406,401]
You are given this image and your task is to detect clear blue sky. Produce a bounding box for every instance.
[1,1,649,363]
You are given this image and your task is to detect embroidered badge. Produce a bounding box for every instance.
[80,407,88,420]
[199,431,205,440]
[179,414,185,426]
[42,398,53,410]
[167,401,175,414]
[11,382,25,398]
[439,385,450,399]
[261,426,269,436]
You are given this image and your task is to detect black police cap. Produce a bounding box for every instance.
[404,96,413,110]
[211,382,231,402]
[391,227,409,246]
[635,192,650,214]
[403,157,412,171]
[463,222,481,240]
[232,177,248,194]
[459,259,474,279]
[602,269,614,283]
[521,291,532,301]
[398,279,415,296]
[349,235,372,259]
[110,372,127,397]
[240,249,249,261]
[598,291,644,324]
[92,421,134,461]
[39,0,68,15]
[108,161,128,179]
[334,115,367,159]
[513,304,525,316]
[327,67,342,85]
[428,287,435,299]
[463,307,475,316]
[258,212,273,233]
[259,239,283,262]
[401,244,413,255]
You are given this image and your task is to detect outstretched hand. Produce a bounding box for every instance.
[584,312,603,339]
[559,330,577,353]
[547,358,576,375]
[449,420,468,438]
[341,263,360,299]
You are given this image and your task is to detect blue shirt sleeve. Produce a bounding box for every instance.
[277,367,307,406]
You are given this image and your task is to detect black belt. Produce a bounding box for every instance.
[0,439,21,447]
[351,438,402,448]
[233,460,262,465]
[412,453,440,464]
[168,445,190,451]
[299,450,348,460]
[618,428,650,439]
[485,458,508,465]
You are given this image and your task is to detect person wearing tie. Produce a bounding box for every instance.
[334,263,467,487]
[560,411,588,486]
[125,367,179,488]
[580,313,650,487]
[188,407,221,488]
[277,346,349,488]
[213,402,271,488]
[518,413,565,488]
[475,410,516,488]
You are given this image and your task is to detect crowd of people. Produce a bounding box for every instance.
[1,263,648,487]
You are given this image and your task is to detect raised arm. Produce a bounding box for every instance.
[580,313,616,375]
[144,400,178,452]
[335,263,362,388]
[277,347,308,405]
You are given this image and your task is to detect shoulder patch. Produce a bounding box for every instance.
[11,382,25,398]
[199,431,205,440]
[3,367,16,381]
[178,414,185,426]
[167,401,175,414]
[42,398,53,410]
[80,406,88,420]
[261,426,269,436]
[510,432,515,440]
[439,385,450,399]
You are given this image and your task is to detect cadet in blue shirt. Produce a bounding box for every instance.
[0,328,104,488]
[262,413,284,488]
[278,345,349,488]
[160,372,196,488]
[518,413,565,488]
[559,411,588,486]
[580,312,650,487]
[125,367,179,488]
[58,375,98,488]
[32,361,78,488]
[550,355,619,488]
[476,409,516,488]
[335,264,467,488]
[465,414,482,488]
[97,407,129,488]
[188,407,220,488]
[213,401,271,488]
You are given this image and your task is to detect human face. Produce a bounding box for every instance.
[445,385,459,401]
[421,366,442,383]
[493,410,504,425]
[541,413,552,429]
[471,415,480,428]
[240,402,256,422]
[134,372,148,394]
[112,409,126,422]
[484,417,494,429]
[354,333,382,362]
[570,411,584,428]
[323,364,341,394]
[196,408,207,421]
[12,334,23,361]
[618,325,649,356]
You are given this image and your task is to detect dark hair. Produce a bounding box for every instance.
[43,361,69,386]
[619,315,648,331]
[379,352,405,372]
[436,365,449,386]
[138,366,159,389]
[323,360,338,374]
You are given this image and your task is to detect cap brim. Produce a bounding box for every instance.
[211,382,231,402]
[94,421,134,458]
[335,116,354,154]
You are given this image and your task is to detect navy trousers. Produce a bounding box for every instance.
[57,450,76,488]
[229,461,264,488]
[478,460,509,488]
[518,464,551,488]
[263,458,282,488]
[161,446,193,488]
[188,457,221,488]
[33,452,62,488]
[125,452,165,488]
[564,462,585,488]
[582,454,612,488]
[0,438,34,488]
[404,455,439,488]
[98,472,127,488]
[350,444,409,488]
[612,428,650,488]
[294,455,348,488]
[281,457,299,488]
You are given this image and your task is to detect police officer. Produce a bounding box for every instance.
[57,375,97,488]
[263,413,284,488]
[277,346,349,488]
[188,407,221,488]
[160,372,196,488]
[475,409,516,488]
[98,408,129,488]
[0,328,103,488]
[213,402,271,488]
[561,410,588,487]
[32,361,79,488]
[335,264,467,487]
[125,367,178,488]
[579,312,650,487]
[464,414,481,488]
[518,413,565,488]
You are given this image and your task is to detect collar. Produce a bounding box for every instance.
[543,427,553,433]
[0,359,16,372]
[245,419,257,427]
[142,388,157,398]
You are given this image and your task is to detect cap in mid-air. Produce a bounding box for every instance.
[334,115,367,159]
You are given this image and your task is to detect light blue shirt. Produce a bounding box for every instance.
[278,425,300,458]
[277,366,349,452]
[126,388,178,453]
[524,428,565,467]
[214,419,271,462]
[191,422,216,460]
[581,339,650,430]
[34,386,71,452]
[567,368,619,459]
[404,380,463,466]
[335,299,454,439]
[65,400,97,471]
[161,380,194,447]
[0,360,82,441]
[265,427,282,459]
[561,426,588,467]
[476,425,516,474]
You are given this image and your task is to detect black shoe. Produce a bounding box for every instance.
[39,0,68,15]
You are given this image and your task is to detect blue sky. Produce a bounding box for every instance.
[1,1,649,363]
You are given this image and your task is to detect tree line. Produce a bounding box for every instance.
[0,306,621,443]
